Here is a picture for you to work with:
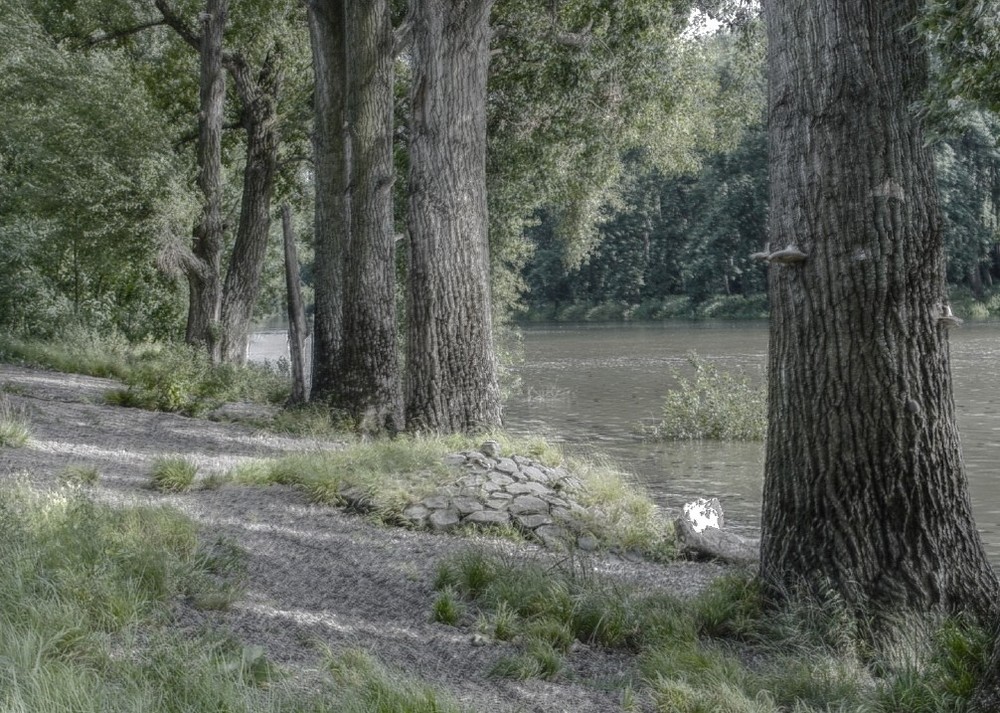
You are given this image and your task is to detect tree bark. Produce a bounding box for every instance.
[281,203,308,405]
[307,0,347,402]
[183,0,227,361]
[307,0,403,433]
[761,0,998,623]
[219,52,281,364]
[405,0,502,433]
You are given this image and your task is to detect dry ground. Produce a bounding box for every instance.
[0,363,732,713]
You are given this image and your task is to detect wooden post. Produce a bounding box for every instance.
[282,203,308,405]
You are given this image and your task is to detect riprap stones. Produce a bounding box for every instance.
[399,442,595,550]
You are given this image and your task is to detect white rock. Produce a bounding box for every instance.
[683,497,724,534]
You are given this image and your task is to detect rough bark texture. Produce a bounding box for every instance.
[282,204,308,405]
[183,0,227,361]
[405,0,502,434]
[761,0,998,619]
[307,0,403,433]
[219,53,281,364]
[307,0,347,403]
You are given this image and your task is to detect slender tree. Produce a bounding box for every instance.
[760,0,998,624]
[308,0,403,433]
[405,0,501,433]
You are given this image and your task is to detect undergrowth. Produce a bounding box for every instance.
[433,549,993,711]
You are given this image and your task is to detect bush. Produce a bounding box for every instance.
[646,352,766,441]
[0,395,30,447]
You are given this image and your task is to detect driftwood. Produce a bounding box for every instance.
[674,516,760,565]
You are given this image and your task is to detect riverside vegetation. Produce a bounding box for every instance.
[0,331,994,711]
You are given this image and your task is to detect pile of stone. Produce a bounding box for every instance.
[396,440,600,550]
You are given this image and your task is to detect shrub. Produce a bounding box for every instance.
[647,352,766,441]
[59,465,100,486]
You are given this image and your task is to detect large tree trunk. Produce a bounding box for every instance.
[219,53,281,364]
[336,0,403,433]
[405,0,502,433]
[183,0,227,361]
[761,0,998,622]
[307,0,347,402]
[307,0,403,433]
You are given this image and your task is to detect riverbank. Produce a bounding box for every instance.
[0,362,733,712]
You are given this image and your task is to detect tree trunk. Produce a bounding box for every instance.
[761,0,998,623]
[405,0,502,433]
[184,0,227,362]
[281,203,308,405]
[336,0,403,433]
[307,0,403,433]
[307,0,347,402]
[219,53,281,364]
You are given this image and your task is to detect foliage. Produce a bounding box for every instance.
[646,352,766,441]
[150,456,198,492]
[59,465,101,487]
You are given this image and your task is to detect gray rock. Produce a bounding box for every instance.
[494,458,519,475]
[576,534,599,552]
[488,474,514,487]
[479,440,502,459]
[506,481,549,496]
[401,504,430,525]
[443,453,467,466]
[484,496,512,510]
[512,455,533,466]
[520,465,548,483]
[429,509,460,531]
[515,513,553,530]
[482,480,501,493]
[422,495,451,510]
[452,497,483,516]
[463,509,511,526]
[509,495,549,516]
[467,453,494,470]
[534,525,569,548]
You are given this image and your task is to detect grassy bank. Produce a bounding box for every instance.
[0,485,472,712]
[433,549,992,712]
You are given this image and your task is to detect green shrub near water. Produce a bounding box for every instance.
[646,352,766,441]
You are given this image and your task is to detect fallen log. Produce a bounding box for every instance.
[674,515,760,565]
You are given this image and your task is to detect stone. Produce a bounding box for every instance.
[520,465,548,483]
[484,497,512,510]
[467,453,494,470]
[422,495,451,510]
[534,525,569,548]
[452,497,483,516]
[459,473,488,487]
[508,495,549,516]
[576,534,599,552]
[488,474,514,487]
[429,509,460,531]
[506,482,548,496]
[479,440,502,459]
[542,494,571,508]
[443,453,467,466]
[401,504,430,525]
[512,455,533,466]
[515,513,553,530]
[463,509,511,526]
[482,480,501,493]
[494,458,519,475]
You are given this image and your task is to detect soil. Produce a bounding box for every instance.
[0,363,735,713]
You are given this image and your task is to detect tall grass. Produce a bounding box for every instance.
[0,330,289,416]
[433,549,993,711]
[0,485,464,712]
[0,394,31,447]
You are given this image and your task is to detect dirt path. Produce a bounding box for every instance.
[0,363,730,713]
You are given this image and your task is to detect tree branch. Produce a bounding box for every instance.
[83,19,167,47]
[154,0,201,50]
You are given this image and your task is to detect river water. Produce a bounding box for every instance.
[250,321,1000,563]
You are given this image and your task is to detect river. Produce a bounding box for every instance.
[249,321,1000,563]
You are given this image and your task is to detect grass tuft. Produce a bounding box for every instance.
[0,395,31,447]
[58,464,101,486]
[151,456,198,492]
